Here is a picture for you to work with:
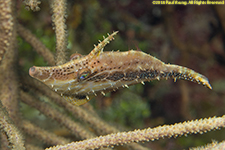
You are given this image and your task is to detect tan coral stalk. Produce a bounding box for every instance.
[0,0,24,148]
[0,102,25,150]
[21,120,70,145]
[46,115,225,150]
[23,0,41,11]
[50,0,68,65]
[18,24,55,66]
[20,90,95,139]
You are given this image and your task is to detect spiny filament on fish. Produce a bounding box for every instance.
[29,31,212,106]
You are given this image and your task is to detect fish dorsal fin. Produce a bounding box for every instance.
[89,31,118,58]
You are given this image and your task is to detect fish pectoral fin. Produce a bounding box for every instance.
[63,96,91,106]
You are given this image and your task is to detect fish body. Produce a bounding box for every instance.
[29,32,212,105]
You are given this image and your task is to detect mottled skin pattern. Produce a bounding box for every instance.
[29,32,212,106]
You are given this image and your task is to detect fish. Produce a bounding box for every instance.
[29,31,212,106]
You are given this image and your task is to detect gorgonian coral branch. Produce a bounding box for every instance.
[46,115,225,150]
[21,120,70,145]
[20,90,95,139]
[190,140,225,150]
[23,0,41,11]
[0,0,14,64]
[17,24,55,66]
[50,0,67,65]
[0,0,21,126]
[0,102,25,150]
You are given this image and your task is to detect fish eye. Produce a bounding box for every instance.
[78,68,91,81]
[80,73,89,79]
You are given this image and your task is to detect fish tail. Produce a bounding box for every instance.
[163,64,212,89]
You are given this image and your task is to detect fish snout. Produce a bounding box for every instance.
[29,66,37,77]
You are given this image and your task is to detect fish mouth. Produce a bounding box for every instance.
[29,66,51,81]
[29,66,43,79]
[29,66,37,77]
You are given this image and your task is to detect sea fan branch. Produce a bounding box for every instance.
[46,115,225,150]
[20,90,95,139]
[18,24,55,66]
[50,0,67,65]
[21,119,70,145]
[0,0,23,148]
[0,101,25,150]
[23,0,41,11]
